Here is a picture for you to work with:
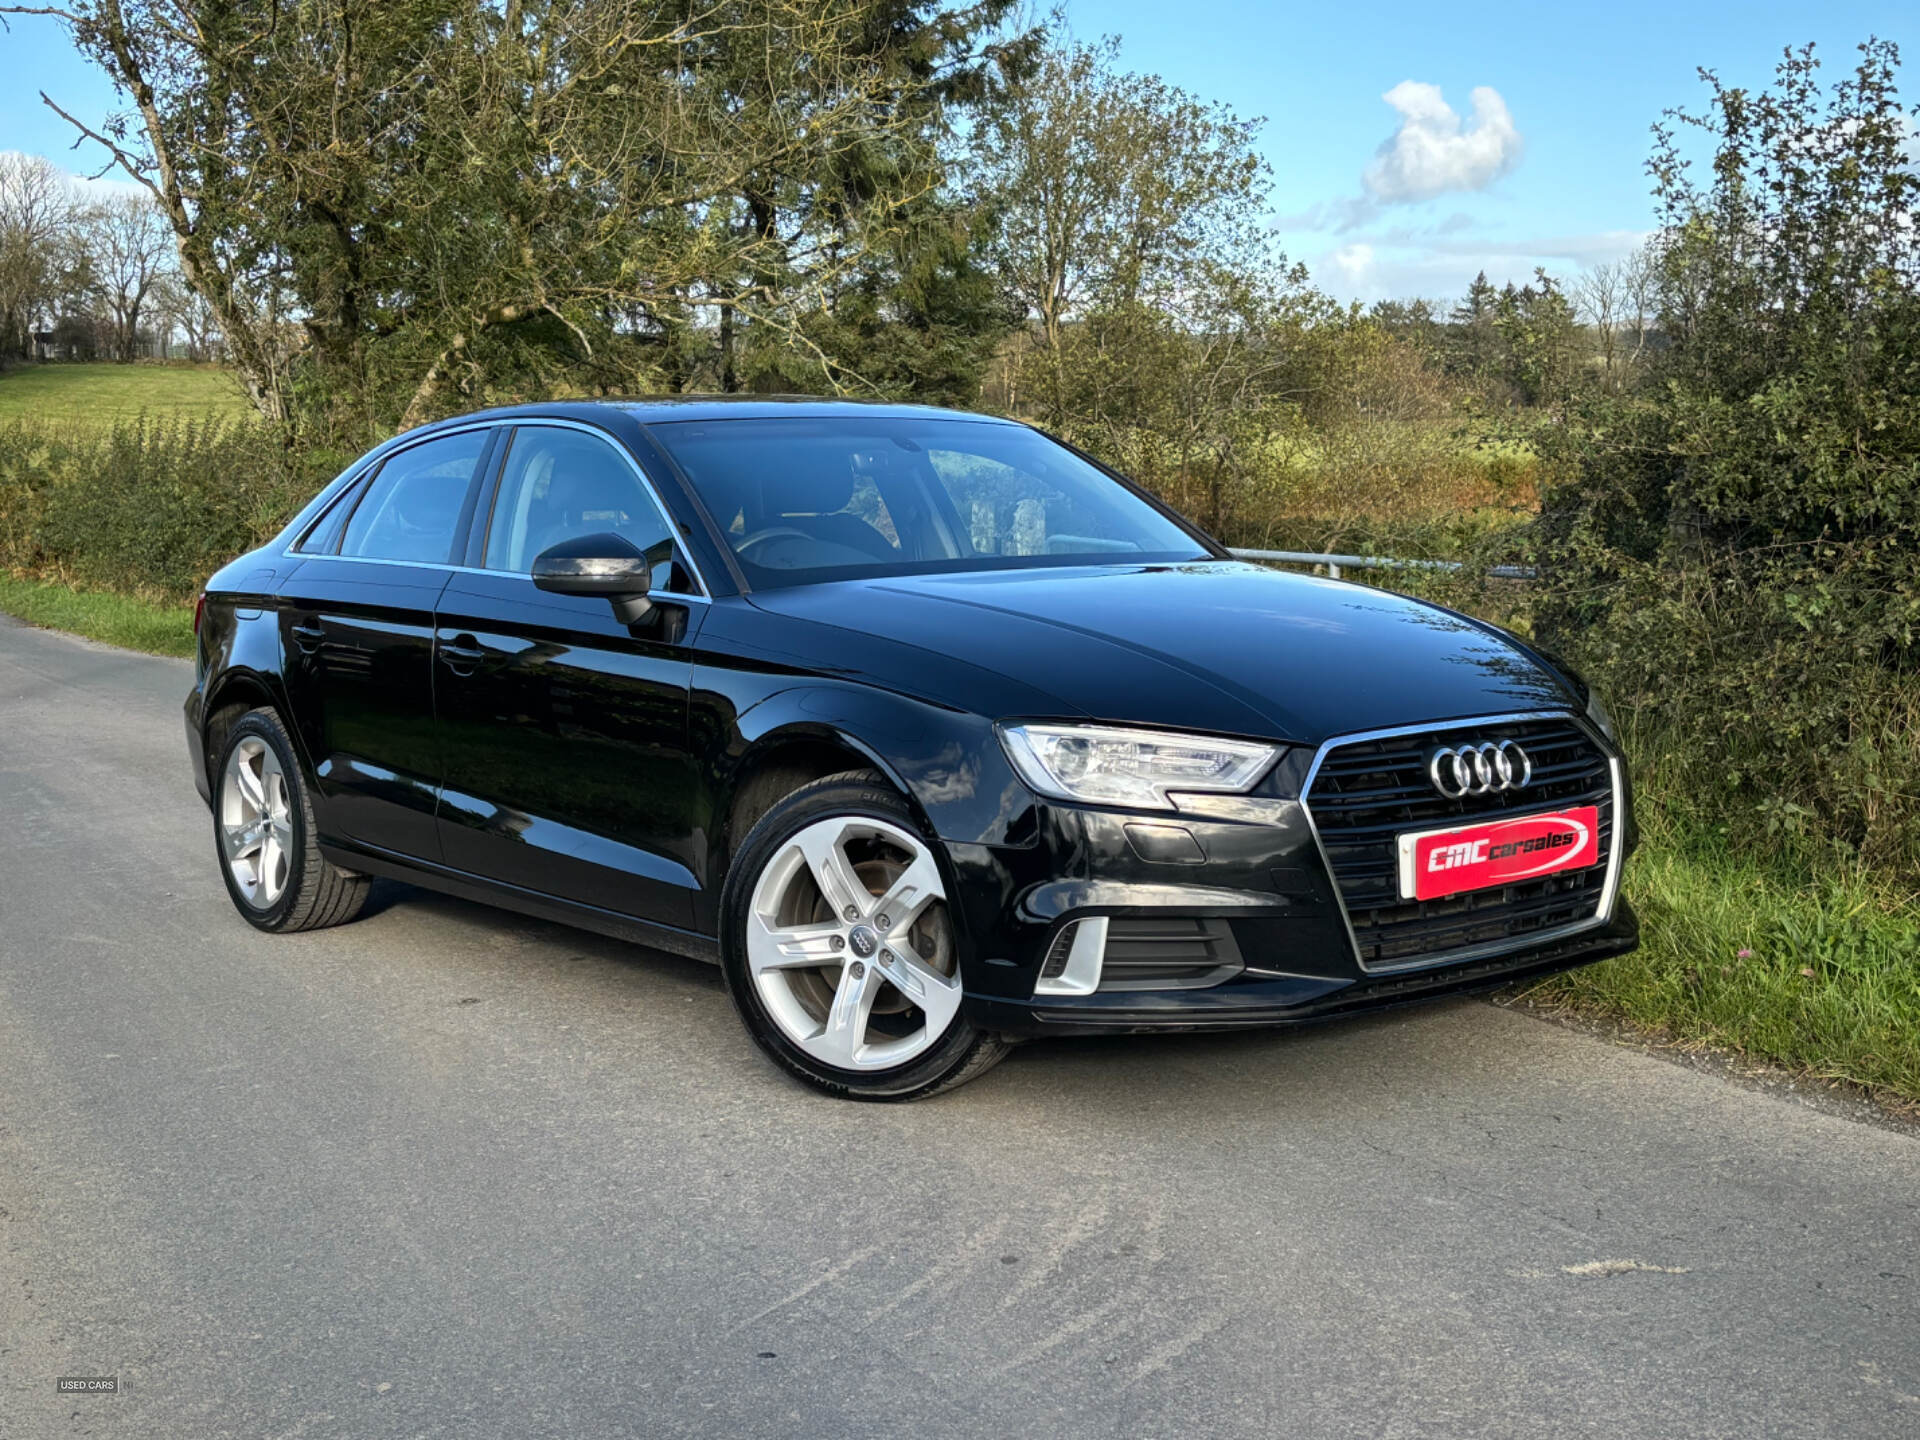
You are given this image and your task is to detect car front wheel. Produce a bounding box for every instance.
[720,773,1008,1100]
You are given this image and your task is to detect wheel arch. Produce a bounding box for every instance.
[714,721,923,896]
[200,668,285,784]
[717,679,1027,852]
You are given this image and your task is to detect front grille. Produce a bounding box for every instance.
[1098,918,1243,991]
[1305,716,1614,970]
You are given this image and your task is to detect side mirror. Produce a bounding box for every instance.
[532,532,654,626]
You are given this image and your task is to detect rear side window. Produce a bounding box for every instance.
[291,480,362,554]
[337,430,487,563]
[482,427,678,579]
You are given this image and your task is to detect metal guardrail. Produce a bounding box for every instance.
[1227,548,1537,582]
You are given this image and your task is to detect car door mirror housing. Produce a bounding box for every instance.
[531,532,655,625]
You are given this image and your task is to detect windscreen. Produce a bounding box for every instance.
[646,416,1209,587]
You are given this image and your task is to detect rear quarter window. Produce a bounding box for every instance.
[336,431,488,564]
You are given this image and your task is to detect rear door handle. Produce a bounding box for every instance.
[290,622,326,653]
[438,636,487,673]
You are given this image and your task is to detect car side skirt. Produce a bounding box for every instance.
[318,838,720,964]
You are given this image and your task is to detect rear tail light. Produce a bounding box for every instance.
[193,591,207,637]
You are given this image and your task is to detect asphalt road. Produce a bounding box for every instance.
[1,615,1917,1440]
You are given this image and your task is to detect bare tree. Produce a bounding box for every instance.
[1575,247,1658,391]
[0,151,79,359]
[1573,259,1626,387]
[1619,244,1656,373]
[84,189,172,360]
[150,273,217,361]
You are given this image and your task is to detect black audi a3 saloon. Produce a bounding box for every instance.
[185,398,1636,1098]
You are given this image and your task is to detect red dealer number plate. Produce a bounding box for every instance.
[1396,806,1602,902]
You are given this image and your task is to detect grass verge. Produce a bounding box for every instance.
[1528,805,1920,1107]
[0,574,195,657]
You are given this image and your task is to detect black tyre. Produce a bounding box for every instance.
[213,707,371,933]
[719,771,1009,1100]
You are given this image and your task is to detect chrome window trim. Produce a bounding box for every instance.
[270,548,713,604]
[279,417,711,601]
[280,457,387,552]
[287,472,372,555]
[1296,709,1625,976]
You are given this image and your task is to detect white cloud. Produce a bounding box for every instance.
[70,169,150,201]
[1326,243,1377,293]
[1313,229,1651,304]
[1363,82,1523,205]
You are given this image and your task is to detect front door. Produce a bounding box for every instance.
[278,427,493,860]
[432,424,706,929]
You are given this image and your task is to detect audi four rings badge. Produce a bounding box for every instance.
[1427,740,1533,798]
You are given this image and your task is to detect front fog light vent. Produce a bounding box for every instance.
[1041,923,1078,980]
[1033,916,1108,997]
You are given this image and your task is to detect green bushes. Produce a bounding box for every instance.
[0,415,334,600]
[1537,533,1920,873]
[1529,44,1920,877]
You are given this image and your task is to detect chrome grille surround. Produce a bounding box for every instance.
[1299,711,1625,975]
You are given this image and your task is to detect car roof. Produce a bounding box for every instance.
[418,395,1025,430]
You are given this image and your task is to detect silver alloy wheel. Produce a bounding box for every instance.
[220,736,294,909]
[745,815,963,1071]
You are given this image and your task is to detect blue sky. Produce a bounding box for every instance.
[1073,0,1915,301]
[2,2,1912,302]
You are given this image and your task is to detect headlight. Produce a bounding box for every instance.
[998,723,1280,811]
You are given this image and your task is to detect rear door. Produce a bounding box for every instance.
[278,427,494,860]
[432,423,706,928]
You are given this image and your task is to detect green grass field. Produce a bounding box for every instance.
[0,363,249,424]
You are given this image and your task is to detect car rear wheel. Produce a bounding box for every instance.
[215,708,370,932]
[720,773,1009,1100]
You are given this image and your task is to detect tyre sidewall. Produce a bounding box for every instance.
[719,779,990,1100]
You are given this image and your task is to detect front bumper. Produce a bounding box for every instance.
[966,903,1637,1038]
[946,751,1636,1037]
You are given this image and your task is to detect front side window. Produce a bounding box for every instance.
[646,417,1206,588]
[337,430,487,563]
[482,426,680,582]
